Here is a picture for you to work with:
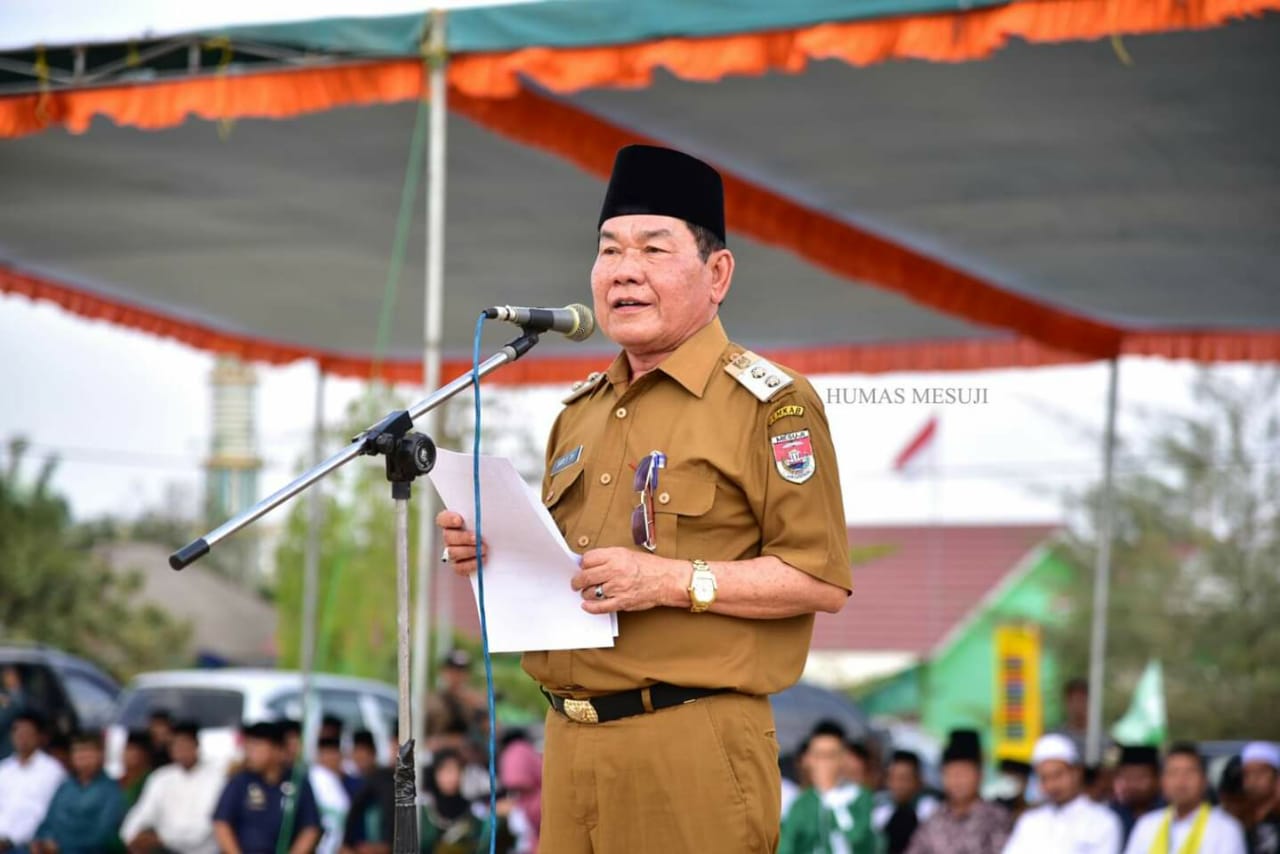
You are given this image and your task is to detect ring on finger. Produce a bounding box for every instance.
[593,584,606,600]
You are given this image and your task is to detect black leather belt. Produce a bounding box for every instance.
[543,683,728,724]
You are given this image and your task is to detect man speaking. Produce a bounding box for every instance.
[439,144,851,852]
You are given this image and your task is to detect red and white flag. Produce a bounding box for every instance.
[892,414,939,476]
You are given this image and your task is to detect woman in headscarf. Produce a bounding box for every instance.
[498,735,543,853]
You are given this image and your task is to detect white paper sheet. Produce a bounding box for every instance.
[428,448,617,653]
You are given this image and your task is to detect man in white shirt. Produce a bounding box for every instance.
[0,711,66,850]
[120,721,224,854]
[1123,743,1245,854]
[309,736,353,854]
[1004,733,1123,854]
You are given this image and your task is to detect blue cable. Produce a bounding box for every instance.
[471,312,498,854]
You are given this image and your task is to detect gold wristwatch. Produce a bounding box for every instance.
[688,559,717,613]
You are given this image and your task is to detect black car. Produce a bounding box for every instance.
[0,643,121,740]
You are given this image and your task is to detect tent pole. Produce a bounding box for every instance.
[301,364,325,746]
[1085,358,1119,765]
[412,8,448,759]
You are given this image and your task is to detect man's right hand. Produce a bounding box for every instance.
[437,511,488,577]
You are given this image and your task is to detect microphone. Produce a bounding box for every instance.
[484,303,595,342]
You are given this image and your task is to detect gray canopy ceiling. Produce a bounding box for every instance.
[1,13,1276,384]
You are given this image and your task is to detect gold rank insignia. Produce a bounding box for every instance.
[725,350,794,402]
[562,370,606,404]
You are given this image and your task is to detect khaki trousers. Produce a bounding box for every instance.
[539,691,781,853]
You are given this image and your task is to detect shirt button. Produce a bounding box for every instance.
[576,535,590,548]
[615,407,628,419]
[599,473,612,485]
[658,491,670,504]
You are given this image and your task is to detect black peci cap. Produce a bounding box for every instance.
[943,729,983,765]
[1118,744,1160,768]
[242,721,284,745]
[598,145,725,243]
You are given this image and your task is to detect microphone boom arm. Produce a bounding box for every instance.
[169,329,542,570]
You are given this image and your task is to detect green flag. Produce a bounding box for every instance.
[1111,660,1167,746]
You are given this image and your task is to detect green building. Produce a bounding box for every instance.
[806,524,1076,764]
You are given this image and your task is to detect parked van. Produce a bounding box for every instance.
[105,668,398,776]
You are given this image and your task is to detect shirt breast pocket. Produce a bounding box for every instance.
[543,460,585,532]
[653,471,716,559]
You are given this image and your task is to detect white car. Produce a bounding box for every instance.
[105,668,400,777]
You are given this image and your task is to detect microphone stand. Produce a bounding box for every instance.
[171,328,543,854]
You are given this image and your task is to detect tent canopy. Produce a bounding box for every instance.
[1,3,1277,384]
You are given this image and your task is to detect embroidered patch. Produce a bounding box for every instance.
[771,429,816,484]
[550,445,583,476]
[768,404,805,427]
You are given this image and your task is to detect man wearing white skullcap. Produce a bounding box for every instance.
[1242,742,1280,854]
[1003,734,1122,854]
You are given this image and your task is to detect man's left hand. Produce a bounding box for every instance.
[572,548,680,614]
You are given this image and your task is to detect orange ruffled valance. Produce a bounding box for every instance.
[6,262,1280,387]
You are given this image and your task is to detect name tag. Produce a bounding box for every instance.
[550,445,583,476]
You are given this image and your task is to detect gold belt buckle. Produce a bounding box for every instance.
[561,698,599,724]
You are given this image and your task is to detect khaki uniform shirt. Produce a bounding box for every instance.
[522,316,851,697]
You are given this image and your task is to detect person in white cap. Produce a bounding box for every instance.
[1003,733,1122,854]
[1122,743,1245,854]
[1242,742,1280,854]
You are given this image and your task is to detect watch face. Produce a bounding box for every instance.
[693,578,715,600]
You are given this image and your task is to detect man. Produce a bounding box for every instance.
[874,749,939,853]
[29,732,124,854]
[280,719,303,768]
[0,711,66,851]
[1123,743,1246,854]
[992,758,1032,823]
[907,729,1010,854]
[212,722,321,854]
[118,731,154,813]
[1241,742,1280,854]
[1053,677,1107,760]
[423,649,487,751]
[120,721,224,854]
[145,711,174,769]
[1004,733,1122,854]
[309,737,352,854]
[342,732,393,854]
[1113,745,1163,842]
[439,143,851,852]
[779,725,878,854]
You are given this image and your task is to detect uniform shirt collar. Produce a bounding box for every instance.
[604,315,729,398]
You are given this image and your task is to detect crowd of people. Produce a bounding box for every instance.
[778,718,1280,854]
[0,652,542,854]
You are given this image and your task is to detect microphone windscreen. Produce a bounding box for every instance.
[566,304,595,342]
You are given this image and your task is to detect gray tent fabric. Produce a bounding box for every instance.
[0,18,1277,375]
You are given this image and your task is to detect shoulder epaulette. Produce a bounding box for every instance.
[561,370,607,405]
[724,349,794,403]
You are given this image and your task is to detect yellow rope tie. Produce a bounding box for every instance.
[204,37,237,140]
[33,46,51,125]
[1108,0,1135,66]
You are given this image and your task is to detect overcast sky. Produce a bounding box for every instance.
[0,295,1253,532]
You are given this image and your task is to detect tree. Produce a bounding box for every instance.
[0,438,191,680]
[1050,370,1280,740]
